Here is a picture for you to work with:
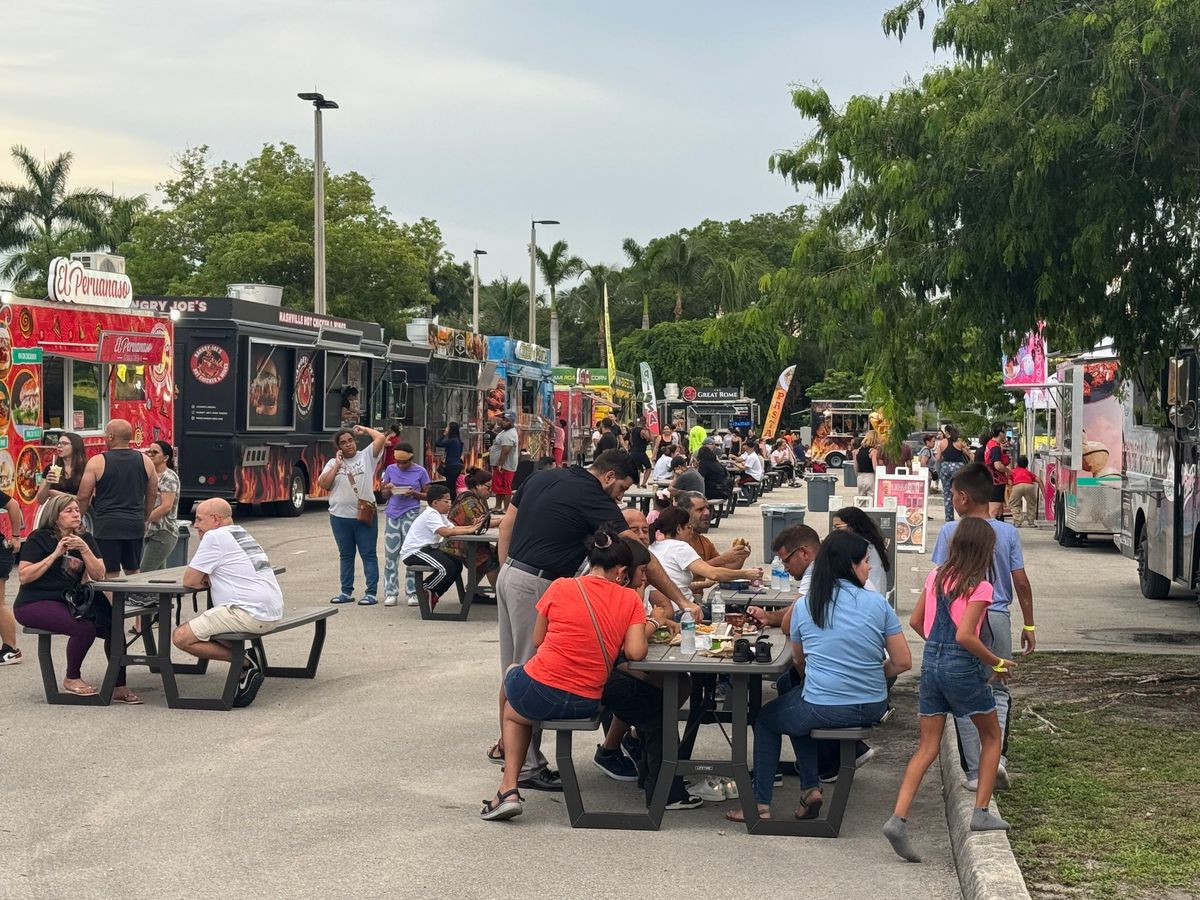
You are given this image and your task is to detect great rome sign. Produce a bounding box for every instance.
[47,257,133,308]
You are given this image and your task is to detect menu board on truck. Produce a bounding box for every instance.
[875,470,929,553]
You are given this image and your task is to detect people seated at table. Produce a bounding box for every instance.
[731,529,911,823]
[769,439,800,486]
[173,499,284,708]
[13,494,140,702]
[481,528,652,821]
[670,457,706,497]
[695,444,733,501]
[650,447,678,483]
[400,485,485,608]
[735,440,765,483]
[442,469,503,600]
[649,508,762,605]
[674,492,748,594]
[830,506,891,595]
[647,489,672,526]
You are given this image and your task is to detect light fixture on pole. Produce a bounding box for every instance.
[528,219,559,345]
[298,91,339,315]
[472,248,488,334]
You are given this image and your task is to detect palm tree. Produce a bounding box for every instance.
[710,252,757,314]
[0,145,110,288]
[483,276,531,340]
[97,193,149,252]
[577,263,621,364]
[536,239,584,366]
[621,238,651,330]
[645,233,706,321]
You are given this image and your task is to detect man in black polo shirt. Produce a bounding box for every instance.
[595,417,620,454]
[494,449,698,792]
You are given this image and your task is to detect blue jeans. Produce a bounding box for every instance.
[329,513,379,598]
[505,665,599,722]
[752,691,887,803]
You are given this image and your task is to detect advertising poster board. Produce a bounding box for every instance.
[1002,329,1048,387]
[874,470,929,552]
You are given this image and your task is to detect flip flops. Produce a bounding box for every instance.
[112,690,144,705]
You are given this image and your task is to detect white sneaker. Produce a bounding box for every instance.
[685,776,727,802]
[406,595,419,607]
[383,596,398,607]
[964,764,1008,793]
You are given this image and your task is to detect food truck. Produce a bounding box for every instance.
[1118,348,1200,600]
[3,255,174,533]
[658,385,762,440]
[415,322,490,480]
[553,367,638,424]
[807,399,880,468]
[135,289,403,515]
[552,370,604,465]
[487,337,554,461]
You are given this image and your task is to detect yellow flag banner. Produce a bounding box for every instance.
[761,364,795,439]
[603,282,617,386]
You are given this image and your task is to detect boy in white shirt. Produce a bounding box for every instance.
[400,484,485,607]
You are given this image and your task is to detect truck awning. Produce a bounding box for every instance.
[43,331,167,365]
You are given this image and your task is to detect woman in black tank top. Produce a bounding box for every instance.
[936,425,969,520]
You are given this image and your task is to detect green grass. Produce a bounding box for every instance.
[1004,653,1200,898]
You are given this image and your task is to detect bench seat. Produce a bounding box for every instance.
[406,564,469,622]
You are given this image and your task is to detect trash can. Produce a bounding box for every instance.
[805,475,838,514]
[761,503,807,564]
[166,523,191,569]
[843,461,857,488]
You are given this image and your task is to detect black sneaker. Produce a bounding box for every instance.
[125,592,160,609]
[593,745,639,782]
[0,644,21,666]
[664,794,703,810]
[621,732,642,760]
[233,667,264,708]
[517,768,563,792]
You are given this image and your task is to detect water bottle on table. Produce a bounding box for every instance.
[770,554,787,591]
[709,589,725,625]
[680,611,696,653]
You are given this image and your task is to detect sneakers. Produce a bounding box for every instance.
[358,594,378,606]
[233,655,264,708]
[686,776,729,801]
[664,794,704,810]
[406,595,419,607]
[621,732,642,761]
[517,768,563,792]
[125,592,159,608]
[964,763,1009,793]
[819,745,876,783]
[383,596,398,607]
[593,745,639,782]
[330,594,354,604]
[0,644,21,666]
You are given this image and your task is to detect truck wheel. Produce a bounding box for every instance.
[1137,530,1171,599]
[825,452,845,469]
[273,468,306,518]
[1056,500,1082,547]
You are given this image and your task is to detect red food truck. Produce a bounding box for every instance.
[2,255,174,535]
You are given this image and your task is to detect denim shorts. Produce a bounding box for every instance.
[505,665,600,722]
[918,644,997,718]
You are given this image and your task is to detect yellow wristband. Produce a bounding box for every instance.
[992,660,1009,672]
[1022,625,1035,632]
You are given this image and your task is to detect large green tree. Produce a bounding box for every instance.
[123,144,433,334]
[770,0,1200,424]
[536,239,584,365]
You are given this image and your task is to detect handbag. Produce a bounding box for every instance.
[345,463,377,523]
[65,581,99,622]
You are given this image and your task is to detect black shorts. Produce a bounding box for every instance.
[631,451,652,473]
[990,483,1007,503]
[0,544,12,580]
[97,538,144,573]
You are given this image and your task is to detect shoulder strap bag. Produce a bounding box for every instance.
[573,577,612,676]
[344,459,377,524]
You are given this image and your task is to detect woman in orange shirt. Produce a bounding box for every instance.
[481,529,653,821]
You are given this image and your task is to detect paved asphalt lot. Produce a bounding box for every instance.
[3,480,1194,899]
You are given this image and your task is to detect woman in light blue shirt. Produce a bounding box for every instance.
[729,530,912,823]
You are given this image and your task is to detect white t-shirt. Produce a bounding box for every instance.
[651,455,674,482]
[650,538,701,606]
[490,427,519,472]
[795,554,882,599]
[321,444,380,519]
[741,450,764,481]
[189,525,283,622]
[401,507,453,558]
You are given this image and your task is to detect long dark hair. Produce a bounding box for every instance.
[445,421,461,440]
[584,526,634,571]
[60,431,87,476]
[806,530,870,629]
[832,506,890,572]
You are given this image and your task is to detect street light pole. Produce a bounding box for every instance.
[298,92,339,315]
[472,248,487,334]
[528,219,559,346]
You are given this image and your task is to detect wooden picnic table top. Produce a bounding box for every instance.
[725,588,795,608]
[91,565,286,593]
[627,635,792,674]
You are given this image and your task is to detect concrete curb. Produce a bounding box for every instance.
[939,723,1031,900]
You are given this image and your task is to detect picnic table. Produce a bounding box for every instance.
[627,635,793,832]
[725,587,796,609]
[414,532,498,621]
[67,566,283,707]
[622,487,657,514]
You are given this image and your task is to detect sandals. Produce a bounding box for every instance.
[112,689,144,705]
[480,788,524,821]
[754,638,772,663]
[732,639,754,663]
[63,680,98,697]
[487,742,505,765]
[795,788,823,820]
[724,805,770,823]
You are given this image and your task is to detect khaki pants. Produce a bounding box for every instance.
[1009,483,1038,526]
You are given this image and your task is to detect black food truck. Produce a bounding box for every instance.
[136,292,427,515]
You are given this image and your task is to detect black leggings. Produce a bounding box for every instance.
[442,465,463,500]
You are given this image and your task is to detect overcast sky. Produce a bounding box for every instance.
[3,0,940,290]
